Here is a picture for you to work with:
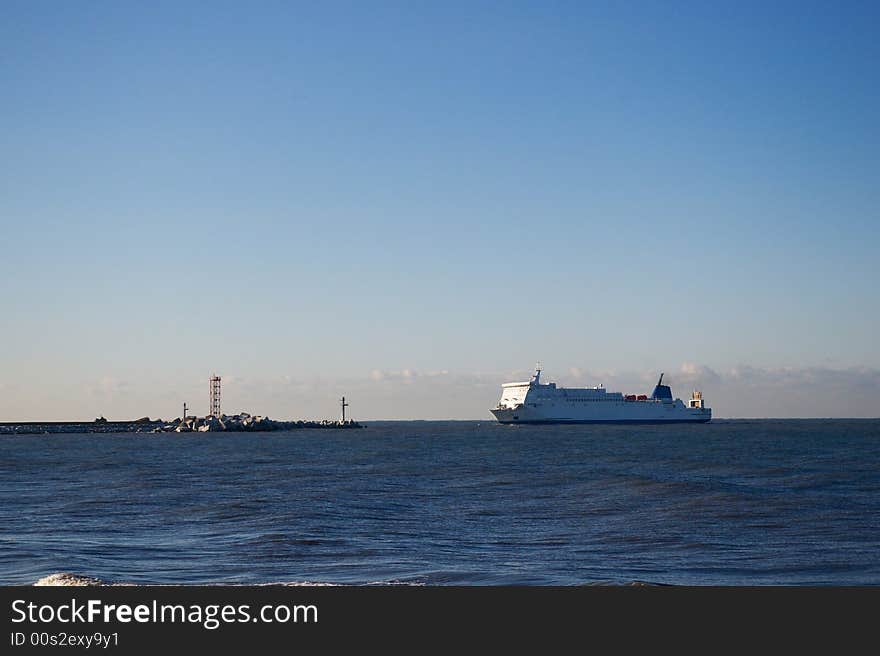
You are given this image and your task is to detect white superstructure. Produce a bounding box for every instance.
[490,367,711,424]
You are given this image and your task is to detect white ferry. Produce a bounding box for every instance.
[490,367,711,424]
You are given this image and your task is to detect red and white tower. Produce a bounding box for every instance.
[210,375,221,417]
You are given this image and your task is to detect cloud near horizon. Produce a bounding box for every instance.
[369,369,451,384]
[86,376,131,399]
[555,363,879,418]
[182,364,880,420]
[1,364,878,421]
[440,363,878,419]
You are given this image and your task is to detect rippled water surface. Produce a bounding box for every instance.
[1,420,878,585]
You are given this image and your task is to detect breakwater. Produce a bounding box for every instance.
[0,419,161,435]
[0,413,363,435]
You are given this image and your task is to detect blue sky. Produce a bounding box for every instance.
[2,1,878,419]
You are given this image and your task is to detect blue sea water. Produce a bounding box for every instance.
[1,419,878,585]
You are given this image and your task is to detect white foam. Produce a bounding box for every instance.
[33,572,423,586]
[34,573,104,586]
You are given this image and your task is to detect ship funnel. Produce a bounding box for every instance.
[652,372,673,400]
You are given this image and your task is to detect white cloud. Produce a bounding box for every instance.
[678,362,721,384]
[693,364,880,417]
[368,369,452,384]
[88,376,130,398]
[5,364,877,422]
[523,363,880,418]
[725,365,880,389]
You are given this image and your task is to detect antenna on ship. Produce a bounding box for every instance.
[532,361,542,384]
[340,396,350,423]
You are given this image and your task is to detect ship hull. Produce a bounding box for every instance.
[490,404,711,425]
[491,417,711,425]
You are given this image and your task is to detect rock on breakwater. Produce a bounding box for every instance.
[155,412,363,433]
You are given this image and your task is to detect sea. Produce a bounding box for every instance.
[1,419,878,586]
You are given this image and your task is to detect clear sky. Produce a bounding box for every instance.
[2,1,878,420]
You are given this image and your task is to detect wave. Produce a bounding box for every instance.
[32,572,422,586]
[578,580,672,586]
